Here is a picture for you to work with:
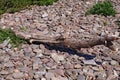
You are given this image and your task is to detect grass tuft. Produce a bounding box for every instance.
[86,0,117,16]
[0,0,58,15]
[0,28,27,48]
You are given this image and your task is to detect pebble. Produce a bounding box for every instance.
[74,64,82,69]
[45,72,55,79]
[6,75,14,80]
[4,61,14,67]
[0,70,9,75]
[96,73,106,80]
[64,63,74,69]
[34,71,46,78]
[57,76,68,80]
[12,72,24,79]
[83,59,97,65]
[92,66,100,71]
[46,61,54,67]
[2,38,10,48]
[51,53,65,63]
[36,53,43,58]
[77,75,85,80]
[34,74,40,79]
[110,60,119,66]
[51,77,59,80]
[33,49,43,53]
[0,0,120,80]
[42,12,48,18]
[54,69,65,76]
[65,69,78,79]
[41,78,46,80]
[31,44,40,49]
[33,62,39,70]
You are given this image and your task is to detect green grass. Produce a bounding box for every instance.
[0,28,28,48]
[86,0,117,16]
[0,0,58,15]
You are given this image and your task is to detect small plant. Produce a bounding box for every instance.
[0,28,28,48]
[86,0,117,16]
[20,26,28,32]
[0,0,58,15]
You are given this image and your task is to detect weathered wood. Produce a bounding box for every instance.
[29,34,119,50]
[14,30,120,50]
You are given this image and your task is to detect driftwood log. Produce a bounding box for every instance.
[15,30,120,51]
[30,35,119,51]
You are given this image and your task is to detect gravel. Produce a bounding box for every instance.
[0,0,120,80]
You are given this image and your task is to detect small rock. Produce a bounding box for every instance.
[66,10,72,15]
[0,70,9,75]
[58,55,65,61]
[23,46,33,56]
[23,59,32,66]
[110,60,119,66]
[64,63,74,69]
[86,69,94,76]
[46,61,54,67]
[51,53,65,63]
[15,17,20,22]
[92,67,99,71]
[74,64,82,69]
[33,49,42,53]
[36,53,43,58]
[54,69,64,76]
[102,57,112,61]
[14,69,20,73]
[78,57,85,60]
[4,61,14,67]
[41,78,46,80]
[45,72,55,79]
[31,44,39,49]
[6,75,14,80]
[0,38,10,48]
[24,73,29,78]
[65,70,78,79]
[33,74,39,79]
[114,66,120,71]
[43,52,51,56]
[33,62,39,70]
[83,67,89,73]
[83,59,97,65]
[42,12,48,18]
[96,74,106,80]
[2,55,10,62]
[35,71,46,78]
[41,58,49,63]
[57,76,68,80]
[39,44,46,50]
[13,72,24,79]
[8,44,12,48]
[51,77,59,80]
[77,75,85,80]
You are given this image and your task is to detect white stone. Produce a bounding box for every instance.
[83,59,97,65]
[41,78,46,80]
[51,53,65,63]
[42,12,48,18]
